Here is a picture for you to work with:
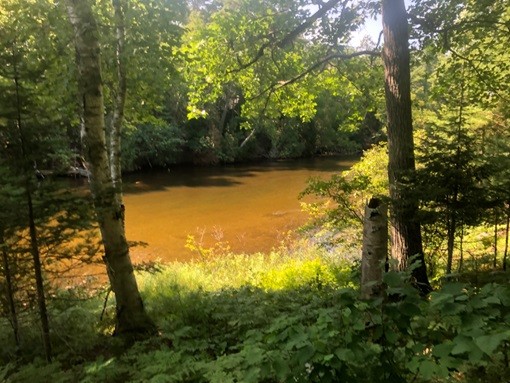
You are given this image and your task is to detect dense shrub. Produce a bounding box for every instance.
[122,123,185,171]
[1,246,509,383]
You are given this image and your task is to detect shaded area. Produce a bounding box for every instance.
[122,156,357,194]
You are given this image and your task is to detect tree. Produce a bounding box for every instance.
[414,116,491,274]
[0,0,71,360]
[181,0,377,154]
[409,0,510,273]
[66,0,156,336]
[0,165,22,351]
[361,198,388,299]
[381,0,431,293]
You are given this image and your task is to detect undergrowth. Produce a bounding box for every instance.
[1,242,509,382]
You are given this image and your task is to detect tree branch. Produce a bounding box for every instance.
[229,0,345,74]
[276,0,345,48]
[408,12,509,35]
[448,47,509,102]
[247,49,380,101]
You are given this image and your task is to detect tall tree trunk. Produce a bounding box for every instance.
[446,212,456,275]
[13,57,52,361]
[110,0,126,199]
[66,0,156,336]
[493,210,498,269]
[503,206,509,271]
[381,0,431,294]
[0,229,20,349]
[361,198,388,299]
[458,225,464,273]
[25,184,52,361]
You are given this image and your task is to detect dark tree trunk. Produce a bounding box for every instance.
[493,210,499,269]
[381,0,431,294]
[66,0,156,337]
[13,58,52,362]
[458,225,464,273]
[0,230,20,349]
[446,212,456,275]
[12,52,52,361]
[503,207,509,271]
[361,198,388,299]
[26,185,52,361]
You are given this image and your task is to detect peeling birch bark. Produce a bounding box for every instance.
[361,198,388,299]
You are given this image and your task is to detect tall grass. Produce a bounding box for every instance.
[2,238,509,383]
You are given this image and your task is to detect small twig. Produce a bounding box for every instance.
[100,288,112,321]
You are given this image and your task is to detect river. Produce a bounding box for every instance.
[117,156,355,263]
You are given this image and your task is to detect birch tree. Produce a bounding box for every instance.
[66,0,156,336]
[109,0,127,199]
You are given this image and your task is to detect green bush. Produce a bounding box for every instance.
[2,245,510,383]
[122,123,185,171]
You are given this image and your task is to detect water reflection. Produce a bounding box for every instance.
[120,156,355,262]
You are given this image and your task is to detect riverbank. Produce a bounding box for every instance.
[2,242,509,383]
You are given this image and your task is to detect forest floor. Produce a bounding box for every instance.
[1,241,510,383]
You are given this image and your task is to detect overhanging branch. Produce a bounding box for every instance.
[247,49,380,101]
[229,0,345,74]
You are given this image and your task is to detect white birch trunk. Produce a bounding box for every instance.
[110,0,126,199]
[66,0,155,336]
[361,198,388,299]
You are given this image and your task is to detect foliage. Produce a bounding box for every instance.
[300,143,388,250]
[176,0,381,163]
[2,247,510,382]
[122,123,185,171]
[1,0,510,379]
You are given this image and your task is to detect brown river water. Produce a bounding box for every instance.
[107,157,354,263]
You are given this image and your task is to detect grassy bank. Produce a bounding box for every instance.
[1,242,510,382]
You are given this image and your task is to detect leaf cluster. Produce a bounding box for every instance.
[3,250,510,383]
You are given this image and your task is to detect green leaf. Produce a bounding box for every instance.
[419,359,438,380]
[400,301,421,317]
[323,354,335,362]
[483,296,501,305]
[474,331,510,356]
[383,271,403,287]
[296,345,315,365]
[272,356,290,380]
[244,346,265,365]
[385,329,399,343]
[441,302,463,315]
[451,335,474,355]
[243,366,261,383]
[441,283,466,296]
[432,342,454,359]
[335,348,353,361]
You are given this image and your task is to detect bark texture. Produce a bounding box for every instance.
[66,0,156,336]
[446,211,456,274]
[110,0,126,197]
[382,0,431,294]
[361,198,388,299]
[26,186,52,361]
